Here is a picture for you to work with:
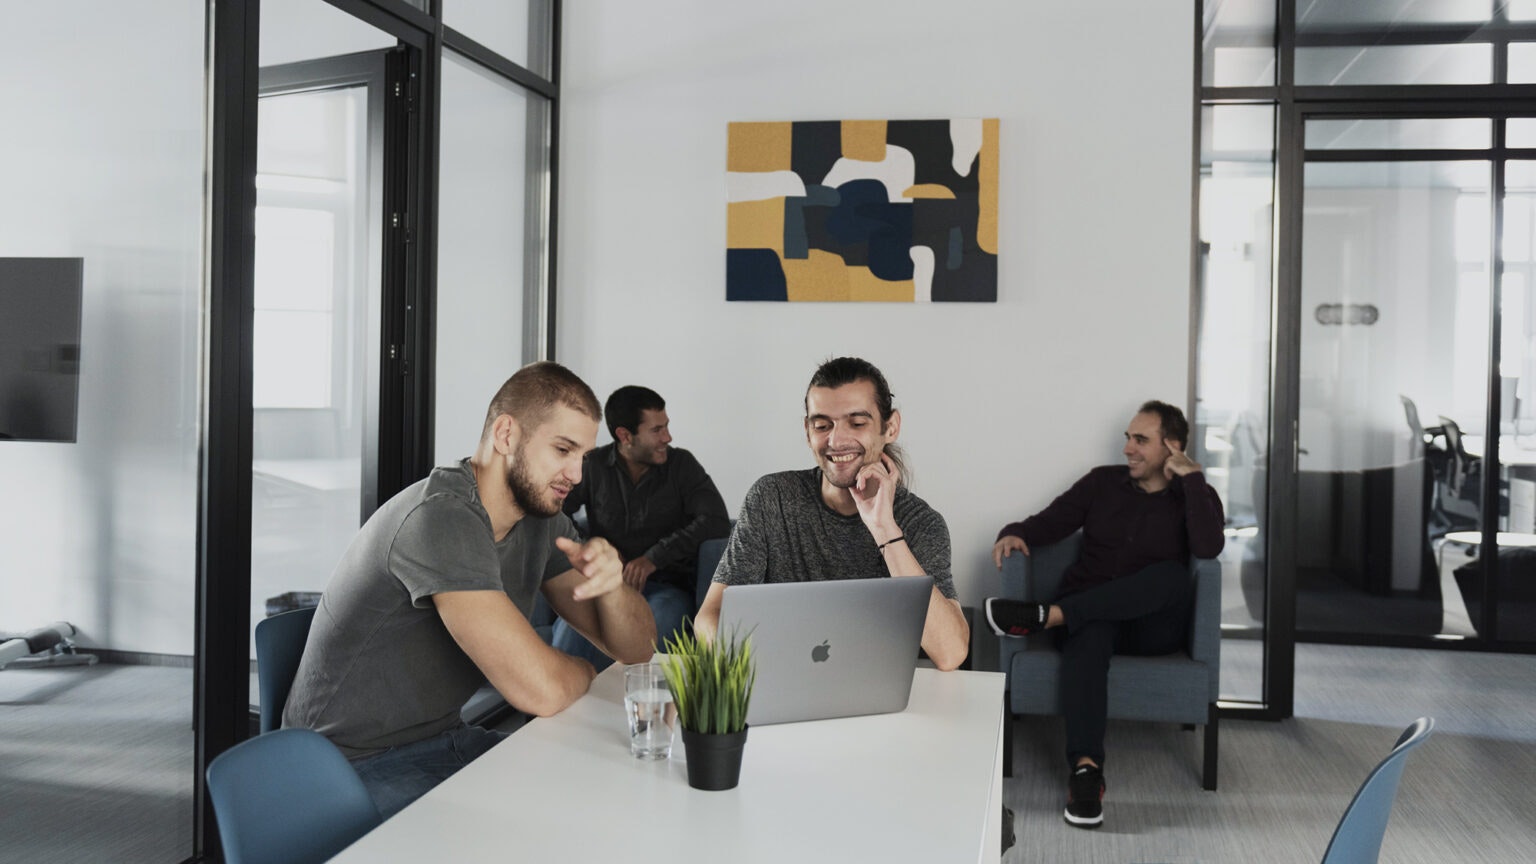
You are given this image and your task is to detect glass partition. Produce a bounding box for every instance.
[434,50,548,465]
[1299,156,1491,640]
[1305,118,1492,151]
[444,0,555,78]
[0,2,206,861]
[1197,104,1275,702]
[251,0,398,708]
[1493,162,1536,643]
[1202,0,1276,88]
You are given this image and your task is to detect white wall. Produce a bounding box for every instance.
[0,2,206,654]
[557,0,1196,603]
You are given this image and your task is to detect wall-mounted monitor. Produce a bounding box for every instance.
[0,258,84,442]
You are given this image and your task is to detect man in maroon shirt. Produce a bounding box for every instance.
[984,400,1224,830]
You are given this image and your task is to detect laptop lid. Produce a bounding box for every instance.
[718,576,929,726]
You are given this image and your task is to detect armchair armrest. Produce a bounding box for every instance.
[1187,556,1222,693]
[999,552,1030,601]
[995,553,1036,676]
[995,533,1081,673]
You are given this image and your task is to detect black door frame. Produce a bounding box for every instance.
[198,1,558,859]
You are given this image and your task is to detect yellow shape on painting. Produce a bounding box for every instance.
[848,265,914,303]
[728,122,793,173]
[978,118,999,255]
[781,250,851,301]
[727,198,784,253]
[904,184,956,199]
[781,252,914,302]
[841,120,887,161]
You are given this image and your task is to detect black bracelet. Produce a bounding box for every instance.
[877,535,906,551]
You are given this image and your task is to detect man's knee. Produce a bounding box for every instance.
[1058,620,1116,664]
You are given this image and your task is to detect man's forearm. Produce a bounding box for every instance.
[879,542,968,670]
[920,590,969,671]
[590,587,658,662]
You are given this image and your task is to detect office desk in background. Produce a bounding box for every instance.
[1459,436,1536,532]
[1459,434,1536,465]
[330,664,1006,864]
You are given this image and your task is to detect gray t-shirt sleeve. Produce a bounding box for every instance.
[713,475,773,587]
[389,495,504,608]
[899,498,957,600]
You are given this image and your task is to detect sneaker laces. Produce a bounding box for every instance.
[1069,765,1103,802]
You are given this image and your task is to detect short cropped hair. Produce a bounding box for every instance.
[481,361,601,440]
[805,356,910,486]
[1138,400,1190,450]
[604,385,666,439]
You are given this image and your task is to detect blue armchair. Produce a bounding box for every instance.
[997,531,1221,790]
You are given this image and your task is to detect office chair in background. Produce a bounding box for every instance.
[1437,417,1483,513]
[254,606,317,734]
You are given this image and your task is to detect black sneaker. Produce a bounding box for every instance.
[1064,764,1105,829]
[985,598,1048,637]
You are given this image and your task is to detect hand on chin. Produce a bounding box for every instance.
[852,473,881,502]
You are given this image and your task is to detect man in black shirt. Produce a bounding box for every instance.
[985,400,1224,830]
[553,386,730,670]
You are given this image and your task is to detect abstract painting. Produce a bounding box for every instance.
[727,118,998,302]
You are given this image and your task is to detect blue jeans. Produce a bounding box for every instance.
[350,723,506,818]
[550,581,693,672]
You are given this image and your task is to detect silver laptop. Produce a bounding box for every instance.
[717,576,930,726]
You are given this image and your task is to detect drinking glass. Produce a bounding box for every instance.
[623,662,675,760]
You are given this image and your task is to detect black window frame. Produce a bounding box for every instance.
[198,1,560,859]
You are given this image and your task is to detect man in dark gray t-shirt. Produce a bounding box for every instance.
[281,362,657,818]
[694,357,969,671]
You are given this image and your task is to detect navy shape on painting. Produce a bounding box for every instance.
[726,248,788,301]
[820,179,914,282]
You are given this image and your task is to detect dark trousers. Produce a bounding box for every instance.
[1054,560,1192,767]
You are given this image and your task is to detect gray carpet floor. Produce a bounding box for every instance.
[0,665,193,864]
[1,643,1531,863]
[1003,642,1536,863]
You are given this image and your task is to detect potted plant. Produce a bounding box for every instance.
[659,624,756,791]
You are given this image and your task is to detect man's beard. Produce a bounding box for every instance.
[507,447,561,517]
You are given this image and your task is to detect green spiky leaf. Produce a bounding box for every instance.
[659,621,756,734]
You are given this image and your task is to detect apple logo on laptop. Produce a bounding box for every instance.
[811,640,831,662]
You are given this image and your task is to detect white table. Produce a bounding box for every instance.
[331,665,1007,864]
[1458,434,1536,466]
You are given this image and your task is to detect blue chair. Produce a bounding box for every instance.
[1320,717,1435,864]
[996,532,1222,789]
[254,606,317,734]
[207,728,382,864]
[696,536,728,609]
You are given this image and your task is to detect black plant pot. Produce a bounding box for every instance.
[680,725,749,791]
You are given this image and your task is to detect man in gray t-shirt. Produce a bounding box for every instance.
[282,362,657,818]
[695,357,969,671]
